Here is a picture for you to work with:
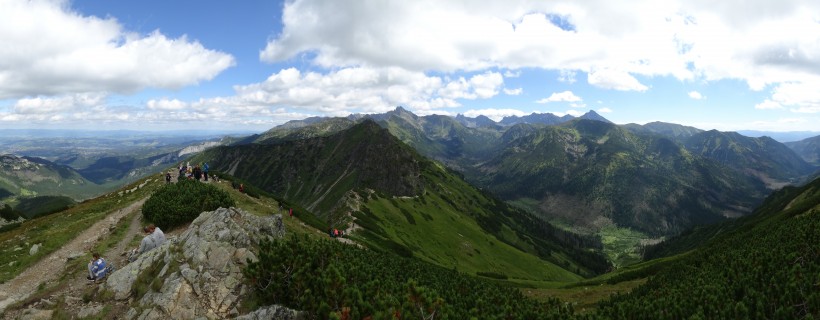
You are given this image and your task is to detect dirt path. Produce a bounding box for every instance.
[0,198,147,315]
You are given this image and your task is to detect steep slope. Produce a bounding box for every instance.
[685,130,814,187]
[201,120,609,280]
[786,134,820,166]
[623,121,703,143]
[597,176,820,319]
[473,120,767,236]
[0,154,102,200]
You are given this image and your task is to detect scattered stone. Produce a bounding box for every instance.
[66,252,85,261]
[235,305,303,320]
[13,246,22,251]
[39,298,55,307]
[77,304,105,318]
[19,308,53,320]
[29,243,40,256]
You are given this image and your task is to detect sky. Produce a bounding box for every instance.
[0,0,819,133]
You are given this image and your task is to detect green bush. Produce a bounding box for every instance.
[142,179,235,230]
[244,234,573,319]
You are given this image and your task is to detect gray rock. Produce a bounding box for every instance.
[66,251,85,261]
[77,304,104,318]
[19,308,53,320]
[234,305,303,320]
[28,243,40,256]
[104,207,287,319]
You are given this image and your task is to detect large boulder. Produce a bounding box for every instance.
[103,207,289,320]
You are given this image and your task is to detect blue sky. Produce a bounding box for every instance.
[0,0,818,132]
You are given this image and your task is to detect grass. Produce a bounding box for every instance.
[0,175,164,284]
[525,279,646,313]
[598,225,654,268]
[353,192,582,282]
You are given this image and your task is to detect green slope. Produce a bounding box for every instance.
[685,130,815,185]
[596,177,820,319]
[786,134,820,166]
[0,154,104,201]
[473,120,766,236]
[200,120,609,281]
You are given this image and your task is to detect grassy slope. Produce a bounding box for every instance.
[0,175,163,284]
[354,172,583,282]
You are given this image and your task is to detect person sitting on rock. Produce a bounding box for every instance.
[149,224,166,246]
[128,226,158,262]
[87,252,107,281]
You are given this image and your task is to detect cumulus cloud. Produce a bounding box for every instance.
[0,0,235,99]
[503,88,523,95]
[755,99,783,110]
[587,69,649,91]
[751,81,820,113]
[463,108,527,121]
[597,107,613,113]
[261,0,820,99]
[536,91,582,103]
[558,70,577,84]
[147,99,189,111]
[688,91,705,100]
[13,93,105,114]
[230,67,504,114]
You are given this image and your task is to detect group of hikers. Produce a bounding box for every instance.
[171,162,214,182]
[329,228,346,238]
[86,224,166,282]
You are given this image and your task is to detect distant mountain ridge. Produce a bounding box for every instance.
[201,120,610,278]
[786,135,820,166]
[243,107,815,237]
[0,154,101,201]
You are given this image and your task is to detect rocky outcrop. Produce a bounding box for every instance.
[103,207,294,319]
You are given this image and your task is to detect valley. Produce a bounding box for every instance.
[0,110,817,318]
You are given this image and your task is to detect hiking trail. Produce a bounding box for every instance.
[0,198,147,316]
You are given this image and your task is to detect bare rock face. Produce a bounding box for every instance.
[103,207,296,319]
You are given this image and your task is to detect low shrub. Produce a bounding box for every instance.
[142,179,235,230]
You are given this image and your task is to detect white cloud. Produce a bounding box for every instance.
[463,108,527,121]
[753,81,820,113]
[503,70,521,78]
[536,90,582,103]
[558,70,577,84]
[688,91,705,100]
[227,67,504,116]
[569,103,587,108]
[597,107,613,113]
[755,100,783,110]
[13,93,105,114]
[564,109,584,117]
[0,0,235,99]
[587,69,649,91]
[503,87,523,95]
[147,99,188,111]
[262,0,820,98]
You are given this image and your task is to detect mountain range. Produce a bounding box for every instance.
[238,107,816,238]
[200,120,610,278]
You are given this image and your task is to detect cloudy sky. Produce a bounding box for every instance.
[1,0,819,132]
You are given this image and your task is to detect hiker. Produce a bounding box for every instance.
[128,226,158,262]
[165,172,171,183]
[149,224,166,245]
[203,162,209,181]
[239,183,244,193]
[289,208,293,218]
[193,165,202,181]
[87,252,108,281]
